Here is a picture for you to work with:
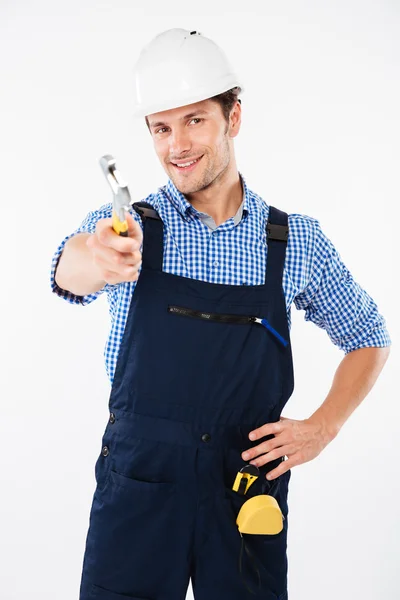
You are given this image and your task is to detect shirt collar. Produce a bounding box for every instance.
[163,171,251,223]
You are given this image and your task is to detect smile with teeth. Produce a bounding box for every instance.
[172,155,203,170]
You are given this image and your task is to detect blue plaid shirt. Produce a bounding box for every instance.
[50,172,391,385]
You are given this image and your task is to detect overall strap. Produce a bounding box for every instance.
[265,206,289,288]
[132,201,164,271]
[132,201,289,286]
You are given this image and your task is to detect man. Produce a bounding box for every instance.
[51,28,391,600]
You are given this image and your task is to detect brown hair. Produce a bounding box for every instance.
[208,86,242,129]
[145,86,242,131]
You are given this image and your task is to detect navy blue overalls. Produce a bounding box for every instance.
[79,202,294,600]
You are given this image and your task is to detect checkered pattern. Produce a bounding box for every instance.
[50,171,391,385]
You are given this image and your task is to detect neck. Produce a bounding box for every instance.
[186,165,243,227]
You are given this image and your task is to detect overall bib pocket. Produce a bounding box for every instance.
[168,304,289,347]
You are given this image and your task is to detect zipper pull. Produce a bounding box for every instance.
[253,317,289,347]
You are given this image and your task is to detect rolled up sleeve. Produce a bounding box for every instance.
[293,219,391,354]
[50,202,118,306]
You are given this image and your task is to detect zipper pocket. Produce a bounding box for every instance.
[168,305,289,347]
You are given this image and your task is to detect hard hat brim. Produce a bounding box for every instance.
[133,81,244,120]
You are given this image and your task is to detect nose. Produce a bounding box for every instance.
[169,129,192,157]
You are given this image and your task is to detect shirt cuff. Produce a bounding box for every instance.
[341,318,392,355]
[50,231,111,306]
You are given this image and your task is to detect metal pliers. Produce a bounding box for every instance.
[99,154,133,237]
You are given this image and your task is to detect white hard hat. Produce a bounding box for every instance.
[131,28,244,119]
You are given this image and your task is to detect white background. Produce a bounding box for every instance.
[1,1,398,599]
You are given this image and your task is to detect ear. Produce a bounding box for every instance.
[229,100,242,138]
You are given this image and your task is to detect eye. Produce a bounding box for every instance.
[155,118,203,135]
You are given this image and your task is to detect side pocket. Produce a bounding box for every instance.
[270,468,291,519]
[109,469,176,492]
[94,453,111,493]
[94,428,118,491]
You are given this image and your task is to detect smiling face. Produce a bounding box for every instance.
[146,98,241,195]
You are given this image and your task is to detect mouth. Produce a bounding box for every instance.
[171,155,204,173]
